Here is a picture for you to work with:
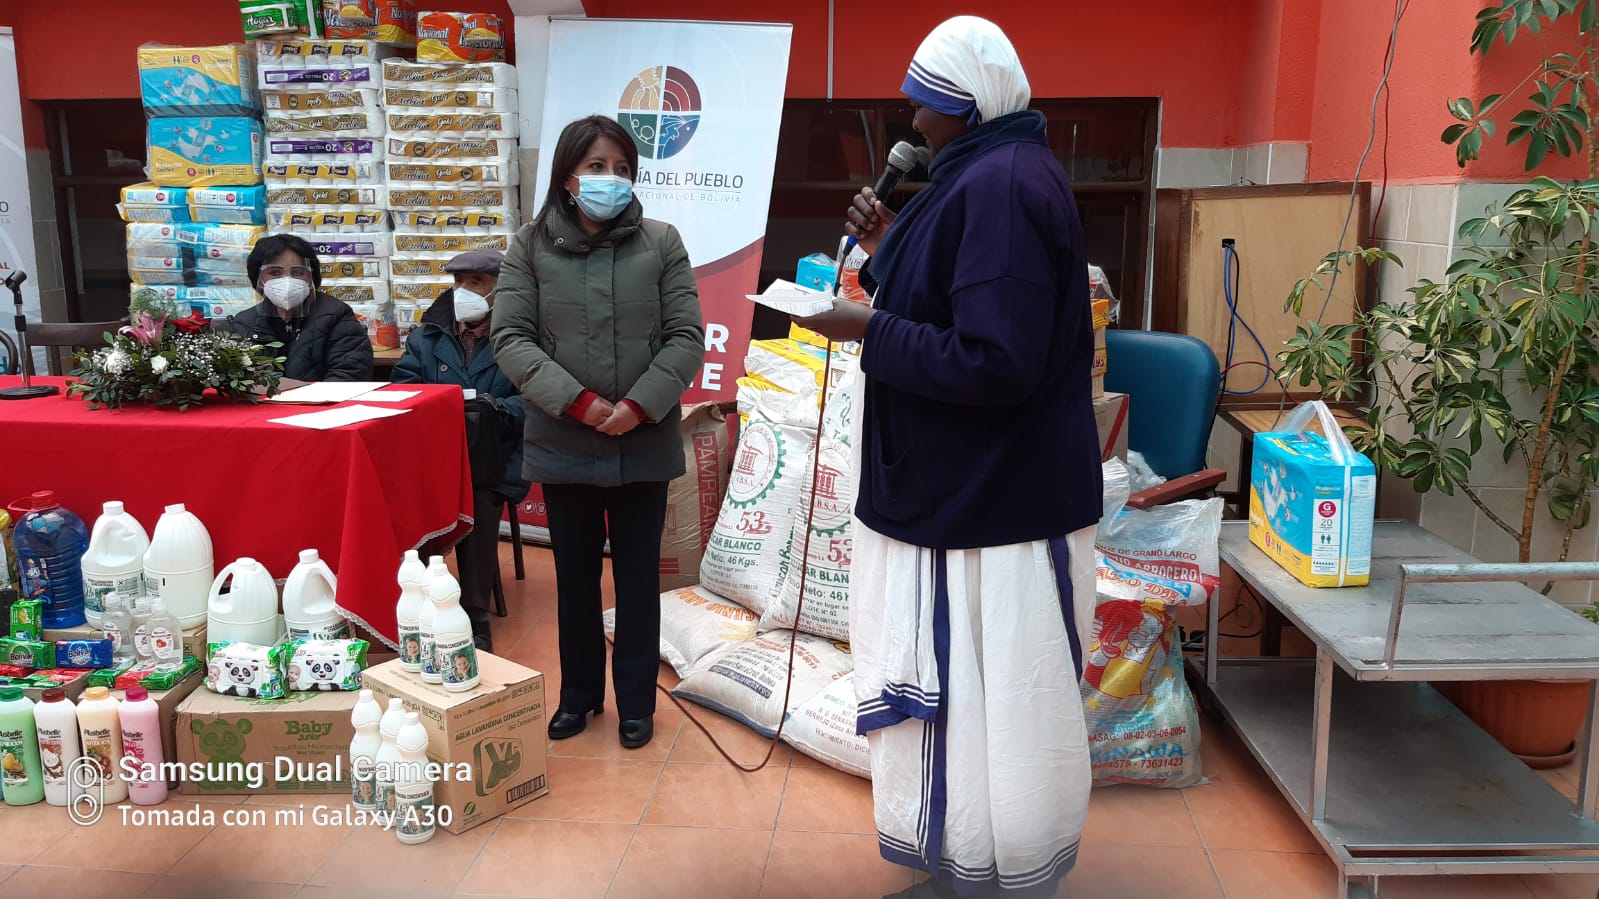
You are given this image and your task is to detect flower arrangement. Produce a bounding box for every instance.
[68,290,284,411]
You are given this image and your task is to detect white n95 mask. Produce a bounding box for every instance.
[453,288,492,323]
[263,277,311,311]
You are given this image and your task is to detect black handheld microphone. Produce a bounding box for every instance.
[872,141,931,197]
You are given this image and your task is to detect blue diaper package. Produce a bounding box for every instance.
[188,185,267,225]
[138,43,262,117]
[148,117,264,188]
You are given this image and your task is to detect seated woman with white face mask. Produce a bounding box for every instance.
[221,233,374,382]
[391,250,529,651]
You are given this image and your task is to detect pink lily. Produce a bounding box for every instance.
[119,313,166,346]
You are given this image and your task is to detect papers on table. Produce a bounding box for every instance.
[269,404,411,430]
[352,389,421,403]
[265,381,393,405]
[746,279,837,317]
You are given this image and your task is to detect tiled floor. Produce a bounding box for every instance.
[3,544,1599,898]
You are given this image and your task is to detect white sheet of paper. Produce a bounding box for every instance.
[265,381,393,405]
[269,404,412,430]
[352,389,421,403]
[746,278,836,317]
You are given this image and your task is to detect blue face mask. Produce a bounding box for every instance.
[571,174,633,222]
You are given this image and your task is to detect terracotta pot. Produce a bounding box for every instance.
[1442,679,1590,762]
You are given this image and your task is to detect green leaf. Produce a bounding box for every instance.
[1527,133,1551,169]
[1448,97,1475,121]
[1442,123,1469,144]
[1584,0,1597,32]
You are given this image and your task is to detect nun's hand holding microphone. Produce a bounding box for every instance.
[844,186,896,256]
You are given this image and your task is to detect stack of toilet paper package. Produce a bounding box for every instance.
[384,12,516,346]
[124,44,267,320]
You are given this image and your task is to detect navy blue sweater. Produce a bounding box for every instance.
[857,112,1103,550]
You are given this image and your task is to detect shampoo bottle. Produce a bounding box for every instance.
[75,687,127,804]
[0,686,44,806]
[33,688,81,807]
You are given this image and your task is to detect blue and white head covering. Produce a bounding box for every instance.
[901,16,1031,127]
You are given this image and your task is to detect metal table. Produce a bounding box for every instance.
[1193,521,1599,898]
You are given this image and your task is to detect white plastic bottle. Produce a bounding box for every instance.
[120,686,168,806]
[394,551,427,673]
[33,687,81,807]
[101,592,136,665]
[349,690,383,813]
[131,600,154,667]
[75,687,127,805]
[418,555,444,685]
[393,711,435,844]
[207,558,281,647]
[427,559,479,692]
[142,504,214,628]
[146,598,184,672]
[283,549,350,640]
[80,501,149,627]
[373,698,406,826]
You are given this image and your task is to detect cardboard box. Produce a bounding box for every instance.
[362,654,547,834]
[44,621,207,664]
[113,672,203,785]
[174,689,357,795]
[1095,391,1129,462]
[1248,428,1377,588]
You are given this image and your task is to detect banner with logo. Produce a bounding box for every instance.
[535,17,792,404]
[0,29,42,373]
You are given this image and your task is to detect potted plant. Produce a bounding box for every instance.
[1278,0,1599,766]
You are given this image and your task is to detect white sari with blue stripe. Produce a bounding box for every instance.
[851,522,1097,897]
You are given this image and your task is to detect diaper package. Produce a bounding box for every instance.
[188,185,267,225]
[127,223,189,256]
[1248,401,1377,588]
[239,0,323,40]
[392,232,512,254]
[285,637,370,691]
[147,117,264,188]
[184,286,260,320]
[205,641,288,699]
[181,222,267,249]
[416,11,507,62]
[122,182,189,207]
[383,58,515,86]
[138,43,262,117]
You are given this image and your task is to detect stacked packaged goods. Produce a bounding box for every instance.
[381,53,519,341]
[125,44,266,318]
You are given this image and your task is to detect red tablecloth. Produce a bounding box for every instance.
[0,377,473,648]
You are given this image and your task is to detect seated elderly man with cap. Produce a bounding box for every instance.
[392,250,530,651]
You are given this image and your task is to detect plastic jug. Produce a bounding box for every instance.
[0,686,44,806]
[120,687,168,806]
[81,501,149,627]
[33,687,81,807]
[427,558,478,692]
[349,689,382,812]
[208,558,281,647]
[75,687,127,804]
[394,551,427,673]
[283,549,350,640]
[418,555,444,685]
[143,504,214,628]
[373,697,406,826]
[394,711,435,844]
[14,491,90,628]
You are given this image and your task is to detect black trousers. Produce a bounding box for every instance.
[542,481,669,721]
[453,488,503,644]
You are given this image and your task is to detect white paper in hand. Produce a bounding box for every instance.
[747,279,836,317]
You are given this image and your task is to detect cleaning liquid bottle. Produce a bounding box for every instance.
[418,556,444,685]
[131,599,154,668]
[33,688,81,807]
[101,592,136,665]
[393,711,435,844]
[13,491,91,628]
[142,504,214,628]
[427,558,478,692]
[283,549,349,640]
[146,598,184,673]
[394,551,427,673]
[120,686,168,806]
[349,689,382,813]
[80,501,149,627]
[0,686,44,806]
[207,558,281,647]
[373,697,406,827]
[75,687,127,804]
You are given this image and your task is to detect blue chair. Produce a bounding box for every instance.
[1103,329,1227,509]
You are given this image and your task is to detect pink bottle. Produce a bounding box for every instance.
[119,687,168,805]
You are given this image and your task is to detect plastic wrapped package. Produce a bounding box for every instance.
[385,159,519,187]
[257,60,383,90]
[389,280,449,303]
[137,43,261,117]
[127,255,187,285]
[118,204,191,224]
[193,270,252,289]
[266,208,390,233]
[386,111,517,139]
[386,136,514,161]
[382,59,516,86]
[180,223,266,249]
[382,86,518,112]
[347,300,399,349]
[126,223,188,257]
[322,279,391,305]
[392,232,512,255]
[264,160,383,186]
[390,210,516,233]
[147,117,264,188]
[307,232,394,259]
[266,185,386,207]
[322,1,420,44]
[388,186,515,211]
[321,258,388,280]
[253,38,385,64]
[264,109,385,138]
[188,185,267,225]
[186,286,260,320]
[415,11,506,63]
[239,0,322,40]
[388,257,450,280]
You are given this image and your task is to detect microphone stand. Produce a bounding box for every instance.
[0,270,60,400]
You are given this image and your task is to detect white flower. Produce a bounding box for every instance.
[150,356,169,373]
[104,349,131,375]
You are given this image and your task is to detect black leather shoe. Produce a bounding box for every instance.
[548,704,601,740]
[618,716,653,749]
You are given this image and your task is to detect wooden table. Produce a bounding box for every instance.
[373,346,403,378]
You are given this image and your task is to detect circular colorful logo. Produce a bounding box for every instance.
[1318,501,1337,518]
[617,66,702,160]
[727,422,783,508]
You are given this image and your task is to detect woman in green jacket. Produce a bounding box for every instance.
[490,115,705,749]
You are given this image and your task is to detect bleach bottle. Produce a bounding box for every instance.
[80,501,149,627]
[394,711,435,844]
[427,558,478,692]
[143,504,214,628]
[14,492,90,628]
[417,555,445,685]
[283,549,350,640]
[208,558,281,647]
[373,698,406,827]
[349,690,382,813]
[394,551,427,673]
